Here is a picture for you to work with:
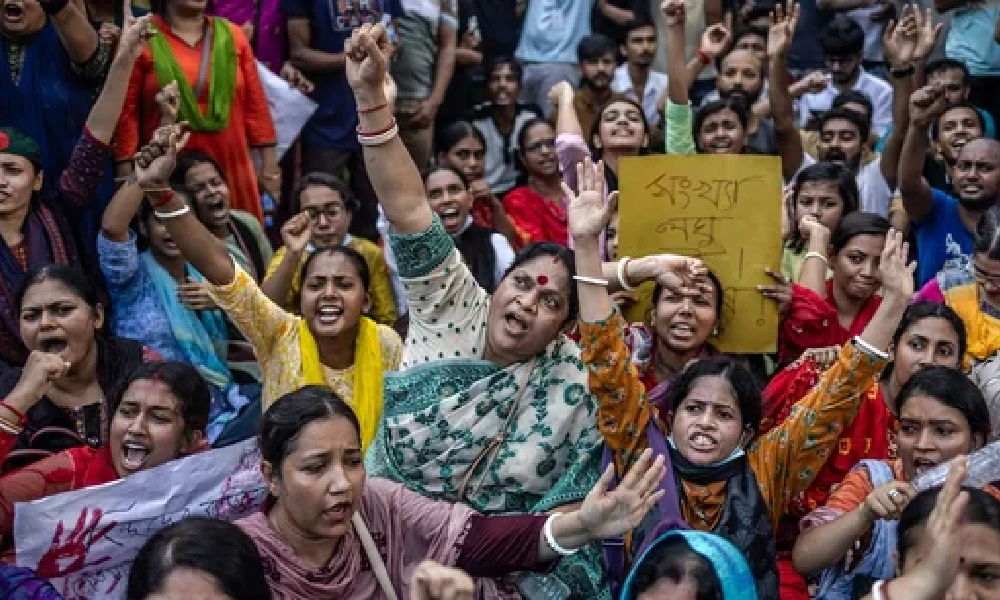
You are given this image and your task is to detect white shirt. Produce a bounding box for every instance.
[796,68,894,137]
[611,63,669,127]
[800,152,893,217]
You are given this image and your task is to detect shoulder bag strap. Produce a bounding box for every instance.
[352,511,399,600]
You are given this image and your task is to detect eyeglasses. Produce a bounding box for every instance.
[524,138,556,153]
[304,204,345,222]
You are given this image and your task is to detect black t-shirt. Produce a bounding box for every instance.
[591,0,633,47]
[466,0,520,60]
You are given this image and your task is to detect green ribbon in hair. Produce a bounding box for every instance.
[149,17,237,132]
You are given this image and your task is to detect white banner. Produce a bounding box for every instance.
[257,61,317,161]
[14,440,267,600]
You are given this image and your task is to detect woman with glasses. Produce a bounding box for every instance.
[503,118,569,247]
[915,205,1000,365]
[262,173,398,325]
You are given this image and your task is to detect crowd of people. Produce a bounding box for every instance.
[1,0,1000,598]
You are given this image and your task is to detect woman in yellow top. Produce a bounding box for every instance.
[129,127,402,450]
[261,173,398,326]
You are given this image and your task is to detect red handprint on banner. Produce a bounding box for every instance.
[36,507,117,578]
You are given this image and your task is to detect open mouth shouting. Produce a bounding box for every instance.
[687,431,719,455]
[315,303,344,327]
[2,2,24,24]
[437,206,464,231]
[120,439,152,473]
[37,335,69,357]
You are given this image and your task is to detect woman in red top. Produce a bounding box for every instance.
[0,361,210,541]
[779,212,890,365]
[503,118,569,247]
[762,302,968,599]
[114,0,278,222]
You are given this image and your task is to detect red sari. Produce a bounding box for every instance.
[114,16,277,222]
[761,358,898,600]
[502,185,569,247]
[779,280,882,365]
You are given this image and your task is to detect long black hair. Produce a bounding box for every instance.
[259,386,361,469]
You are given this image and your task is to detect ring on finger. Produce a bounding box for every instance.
[888,488,901,502]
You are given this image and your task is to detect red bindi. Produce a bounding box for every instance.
[537,275,549,286]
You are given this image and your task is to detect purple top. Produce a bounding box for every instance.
[209,0,285,73]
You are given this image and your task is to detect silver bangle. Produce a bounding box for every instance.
[357,122,400,147]
[543,513,579,556]
[153,205,191,220]
[617,257,636,291]
[573,275,609,287]
[854,336,890,361]
[803,251,829,266]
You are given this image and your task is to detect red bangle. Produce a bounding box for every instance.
[357,118,398,138]
[148,189,176,209]
[697,49,712,65]
[0,400,26,424]
[359,102,388,115]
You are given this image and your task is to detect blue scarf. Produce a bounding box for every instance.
[622,530,759,600]
[139,252,232,391]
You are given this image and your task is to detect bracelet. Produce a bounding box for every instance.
[358,121,400,147]
[573,275,609,287]
[854,336,890,361]
[359,102,388,115]
[357,119,398,137]
[261,172,281,181]
[872,580,888,600]
[148,190,177,209]
[154,205,191,220]
[0,415,22,435]
[696,49,712,65]
[0,400,26,424]
[803,251,828,266]
[617,257,636,291]
[543,513,579,557]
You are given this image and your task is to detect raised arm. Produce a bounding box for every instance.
[663,0,691,107]
[881,7,943,188]
[346,24,433,234]
[796,215,830,293]
[550,81,584,138]
[597,0,636,25]
[133,124,237,286]
[102,82,178,242]
[899,84,947,223]
[260,212,311,304]
[86,13,156,144]
[769,3,805,181]
[45,0,99,65]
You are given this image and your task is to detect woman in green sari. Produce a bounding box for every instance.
[343,23,702,598]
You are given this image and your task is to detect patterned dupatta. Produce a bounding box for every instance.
[0,205,75,363]
[366,334,608,598]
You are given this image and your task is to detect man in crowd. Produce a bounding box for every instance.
[283,0,402,241]
[390,0,458,170]
[797,15,893,137]
[612,18,667,131]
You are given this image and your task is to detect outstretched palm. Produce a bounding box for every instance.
[564,157,614,241]
[768,2,800,57]
[578,448,667,540]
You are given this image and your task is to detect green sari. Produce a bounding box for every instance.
[367,218,609,598]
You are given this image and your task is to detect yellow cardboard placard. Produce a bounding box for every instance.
[617,154,783,353]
